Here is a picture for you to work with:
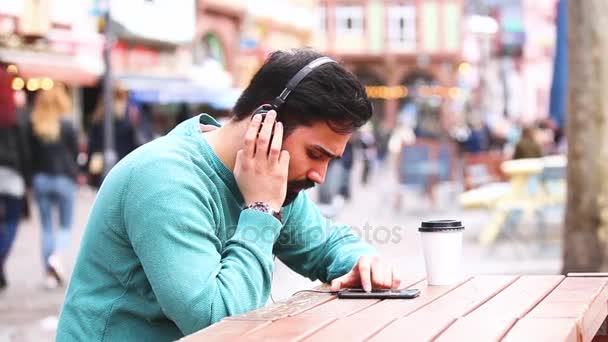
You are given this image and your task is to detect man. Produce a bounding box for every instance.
[57,49,403,341]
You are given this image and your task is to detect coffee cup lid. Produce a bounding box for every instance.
[419,219,464,232]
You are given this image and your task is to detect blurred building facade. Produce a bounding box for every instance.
[236,0,317,88]
[110,0,235,109]
[315,0,464,132]
[110,1,196,81]
[195,0,317,98]
[463,0,556,129]
[519,0,556,123]
[196,0,245,75]
[0,0,104,127]
[0,0,104,84]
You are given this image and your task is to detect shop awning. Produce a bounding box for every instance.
[110,0,195,46]
[208,87,242,110]
[0,48,103,86]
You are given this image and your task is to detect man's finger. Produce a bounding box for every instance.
[331,274,347,291]
[331,271,355,291]
[279,150,290,171]
[330,278,342,292]
[370,259,386,289]
[244,114,262,158]
[358,257,372,292]
[256,110,276,160]
[269,121,283,163]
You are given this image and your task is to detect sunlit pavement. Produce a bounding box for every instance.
[0,163,562,341]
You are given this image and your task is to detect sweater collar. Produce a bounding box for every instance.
[179,114,243,203]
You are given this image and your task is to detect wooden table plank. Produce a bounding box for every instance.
[240,313,337,342]
[370,275,517,341]
[180,319,271,341]
[224,288,335,321]
[302,297,380,318]
[234,299,380,341]
[435,316,516,341]
[467,275,565,318]
[503,318,578,342]
[527,277,608,342]
[438,275,565,341]
[408,275,518,317]
[367,312,456,341]
[223,279,422,322]
[237,277,424,342]
[302,279,466,342]
[433,275,565,341]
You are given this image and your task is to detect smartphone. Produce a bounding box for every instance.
[337,288,421,299]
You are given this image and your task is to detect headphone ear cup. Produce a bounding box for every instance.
[253,104,276,116]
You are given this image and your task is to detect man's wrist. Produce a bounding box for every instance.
[244,201,280,212]
[244,202,283,223]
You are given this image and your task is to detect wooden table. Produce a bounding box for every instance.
[182,275,608,341]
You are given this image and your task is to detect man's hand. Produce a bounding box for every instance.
[330,256,403,292]
[234,111,289,211]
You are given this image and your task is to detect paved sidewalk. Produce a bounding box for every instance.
[0,187,96,341]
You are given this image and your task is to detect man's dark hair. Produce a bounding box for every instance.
[232,48,372,135]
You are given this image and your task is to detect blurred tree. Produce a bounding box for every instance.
[562,0,608,273]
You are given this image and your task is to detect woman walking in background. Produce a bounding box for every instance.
[29,84,78,289]
[87,86,137,187]
[0,66,30,290]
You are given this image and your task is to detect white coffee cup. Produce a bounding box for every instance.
[419,220,464,286]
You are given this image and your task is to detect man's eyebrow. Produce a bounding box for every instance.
[312,145,341,159]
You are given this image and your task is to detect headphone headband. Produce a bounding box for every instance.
[271,56,336,110]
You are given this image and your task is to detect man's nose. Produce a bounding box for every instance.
[308,163,329,184]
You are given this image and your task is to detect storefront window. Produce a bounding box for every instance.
[335,5,364,36]
[387,4,416,51]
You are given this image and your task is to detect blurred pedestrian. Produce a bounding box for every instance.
[29,84,78,289]
[462,119,489,154]
[358,123,377,185]
[87,87,137,187]
[0,67,30,290]
[338,139,354,200]
[317,139,354,215]
[536,117,558,155]
[513,126,543,159]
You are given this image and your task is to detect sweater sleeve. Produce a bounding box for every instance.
[273,192,377,283]
[123,158,282,335]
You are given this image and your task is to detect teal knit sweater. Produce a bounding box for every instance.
[57,115,376,341]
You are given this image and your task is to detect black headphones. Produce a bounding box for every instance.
[253,56,337,116]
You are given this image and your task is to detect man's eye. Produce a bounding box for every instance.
[307,151,322,160]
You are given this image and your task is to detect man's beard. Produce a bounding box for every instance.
[283,179,316,206]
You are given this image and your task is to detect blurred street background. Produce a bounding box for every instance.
[0,0,580,340]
